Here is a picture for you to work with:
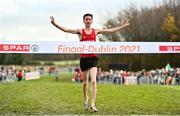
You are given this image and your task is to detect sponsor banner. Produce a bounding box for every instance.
[124,76,137,85]
[0,44,30,52]
[0,41,180,53]
[159,46,180,52]
[25,72,40,80]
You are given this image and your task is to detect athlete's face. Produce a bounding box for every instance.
[83,16,93,28]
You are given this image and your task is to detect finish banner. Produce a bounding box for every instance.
[0,41,180,54]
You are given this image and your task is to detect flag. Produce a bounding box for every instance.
[165,63,173,72]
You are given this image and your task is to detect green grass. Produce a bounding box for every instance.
[0,73,180,115]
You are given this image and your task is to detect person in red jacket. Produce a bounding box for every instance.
[73,67,83,82]
[17,70,23,82]
[50,13,130,112]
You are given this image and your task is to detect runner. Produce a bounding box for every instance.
[50,13,130,112]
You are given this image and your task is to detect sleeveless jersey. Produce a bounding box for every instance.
[80,28,96,57]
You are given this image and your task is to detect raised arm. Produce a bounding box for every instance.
[50,16,80,34]
[97,20,130,34]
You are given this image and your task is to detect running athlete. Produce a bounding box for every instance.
[50,13,130,112]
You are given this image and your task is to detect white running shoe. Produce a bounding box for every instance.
[90,105,98,112]
[84,101,88,110]
[84,97,89,110]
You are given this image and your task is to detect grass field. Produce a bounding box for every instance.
[0,73,180,115]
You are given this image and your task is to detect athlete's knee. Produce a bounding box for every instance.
[83,80,88,85]
[91,80,96,85]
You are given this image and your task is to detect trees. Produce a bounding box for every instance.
[162,13,179,41]
[0,54,26,65]
[99,0,180,71]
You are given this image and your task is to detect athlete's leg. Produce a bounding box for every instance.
[82,70,89,109]
[89,67,97,108]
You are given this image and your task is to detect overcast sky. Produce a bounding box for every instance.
[0,0,162,41]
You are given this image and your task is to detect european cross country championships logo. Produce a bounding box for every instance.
[31,44,39,52]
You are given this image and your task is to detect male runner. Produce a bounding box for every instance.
[50,13,130,112]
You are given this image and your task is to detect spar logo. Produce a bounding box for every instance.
[0,44,30,52]
[159,45,180,51]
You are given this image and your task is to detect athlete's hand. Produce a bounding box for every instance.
[122,20,130,27]
[50,16,56,26]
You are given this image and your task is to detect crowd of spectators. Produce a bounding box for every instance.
[97,67,180,85]
[1,64,180,86]
[0,66,27,82]
[0,65,42,82]
[73,65,180,85]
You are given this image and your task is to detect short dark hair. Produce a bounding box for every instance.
[83,13,93,20]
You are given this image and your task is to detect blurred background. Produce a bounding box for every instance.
[0,0,180,84]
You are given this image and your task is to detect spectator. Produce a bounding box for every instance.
[73,67,83,82]
[17,70,23,82]
[0,67,6,82]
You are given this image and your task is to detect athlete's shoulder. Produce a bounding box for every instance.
[93,28,101,35]
[76,29,82,34]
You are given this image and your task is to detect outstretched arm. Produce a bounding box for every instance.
[50,16,80,34]
[97,20,130,34]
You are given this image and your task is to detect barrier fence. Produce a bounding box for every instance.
[97,74,180,85]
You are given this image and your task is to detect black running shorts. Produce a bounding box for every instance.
[80,56,99,71]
